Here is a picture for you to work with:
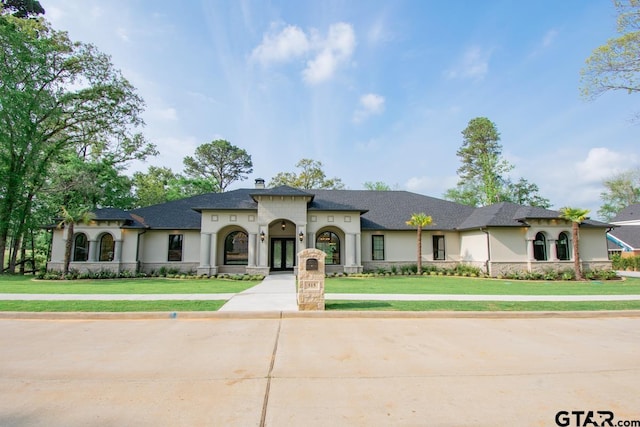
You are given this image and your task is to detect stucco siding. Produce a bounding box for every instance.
[459,231,488,263]
[200,210,259,234]
[488,228,528,261]
[139,230,201,263]
[579,228,610,261]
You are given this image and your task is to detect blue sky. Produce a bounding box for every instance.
[45,0,638,218]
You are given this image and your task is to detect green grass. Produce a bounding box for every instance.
[0,275,257,294]
[325,275,640,295]
[0,300,226,312]
[326,300,640,311]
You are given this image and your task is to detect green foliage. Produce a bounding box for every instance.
[445,117,549,207]
[1,0,44,18]
[0,13,154,273]
[183,139,253,192]
[581,0,640,100]
[363,181,392,191]
[598,169,640,221]
[269,158,345,189]
[132,166,216,207]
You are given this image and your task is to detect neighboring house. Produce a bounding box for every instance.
[47,179,613,277]
[607,203,640,257]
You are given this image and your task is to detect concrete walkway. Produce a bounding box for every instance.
[218,273,298,312]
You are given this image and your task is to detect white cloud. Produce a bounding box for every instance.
[542,29,558,48]
[353,93,385,123]
[250,24,310,65]
[303,22,355,84]
[445,46,491,80]
[116,27,130,42]
[250,21,356,84]
[575,147,638,184]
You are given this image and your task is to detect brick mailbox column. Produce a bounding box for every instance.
[297,248,326,311]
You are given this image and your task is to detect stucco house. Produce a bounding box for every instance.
[47,179,613,277]
[607,204,640,256]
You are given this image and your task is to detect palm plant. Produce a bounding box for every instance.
[558,207,590,280]
[406,213,433,275]
[57,206,95,276]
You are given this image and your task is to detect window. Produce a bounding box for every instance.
[533,232,547,261]
[372,235,385,260]
[224,231,248,265]
[168,234,183,261]
[73,233,89,262]
[556,232,570,260]
[99,234,114,262]
[433,235,445,260]
[316,231,340,265]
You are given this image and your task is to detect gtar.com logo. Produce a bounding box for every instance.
[555,410,640,427]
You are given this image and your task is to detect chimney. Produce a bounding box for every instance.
[255,178,265,189]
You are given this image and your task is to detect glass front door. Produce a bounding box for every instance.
[271,238,295,271]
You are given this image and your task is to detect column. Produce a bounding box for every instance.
[346,233,356,266]
[113,240,122,262]
[548,239,558,261]
[355,233,362,267]
[88,240,98,262]
[526,238,534,272]
[199,233,212,268]
[209,233,218,270]
[258,227,268,267]
[248,232,257,266]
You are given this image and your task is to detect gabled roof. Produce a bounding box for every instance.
[74,187,612,232]
[306,190,473,230]
[611,203,640,223]
[608,225,640,250]
[456,202,610,230]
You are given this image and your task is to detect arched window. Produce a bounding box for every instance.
[99,234,114,262]
[316,231,340,265]
[73,233,89,262]
[556,232,570,261]
[225,231,248,265]
[533,232,547,261]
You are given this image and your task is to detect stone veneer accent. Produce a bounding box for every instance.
[297,248,326,310]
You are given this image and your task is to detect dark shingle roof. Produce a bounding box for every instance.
[611,203,640,223]
[307,190,474,230]
[608,225,640,249]
[80,188,612,232]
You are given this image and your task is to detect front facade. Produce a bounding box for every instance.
[48,181,613,276]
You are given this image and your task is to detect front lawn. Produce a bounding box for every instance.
[326,300,640,311]
[0,275,257,294]
[0,300,226,312]
[325,275,640,295]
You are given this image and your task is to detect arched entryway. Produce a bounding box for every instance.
[269,219,296,271]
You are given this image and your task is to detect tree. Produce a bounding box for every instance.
[405,213,433,275]
[503,178,551,208]
[0,13,154,271]
[598,169,640,221]
[132,166,216,207]
[1,0,44,18]
[581,0,640,103]
[183,140,252,192]
[56,206,94,276]
[363,181,391,191]
[445,117,549,207]
[269,159,345,189]
[559,207,590,281]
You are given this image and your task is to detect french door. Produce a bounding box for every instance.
[271,238,295,271]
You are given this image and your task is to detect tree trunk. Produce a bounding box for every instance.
[417,226,422,275]
[572,222,583,280]
[63,222,74,276]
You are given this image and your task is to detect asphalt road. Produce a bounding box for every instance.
[1,315,639,426]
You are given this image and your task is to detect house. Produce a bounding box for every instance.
[47,179,613,277]
[607,203,640,257]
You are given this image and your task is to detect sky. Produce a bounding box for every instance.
[44,0,638,219]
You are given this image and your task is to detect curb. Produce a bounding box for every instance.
[2,310,640,320]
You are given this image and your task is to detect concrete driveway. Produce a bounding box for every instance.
[1,315,639,426]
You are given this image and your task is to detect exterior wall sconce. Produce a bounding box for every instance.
[260,231,265,242]
[299,231,304,242]
[281,221,286,230]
